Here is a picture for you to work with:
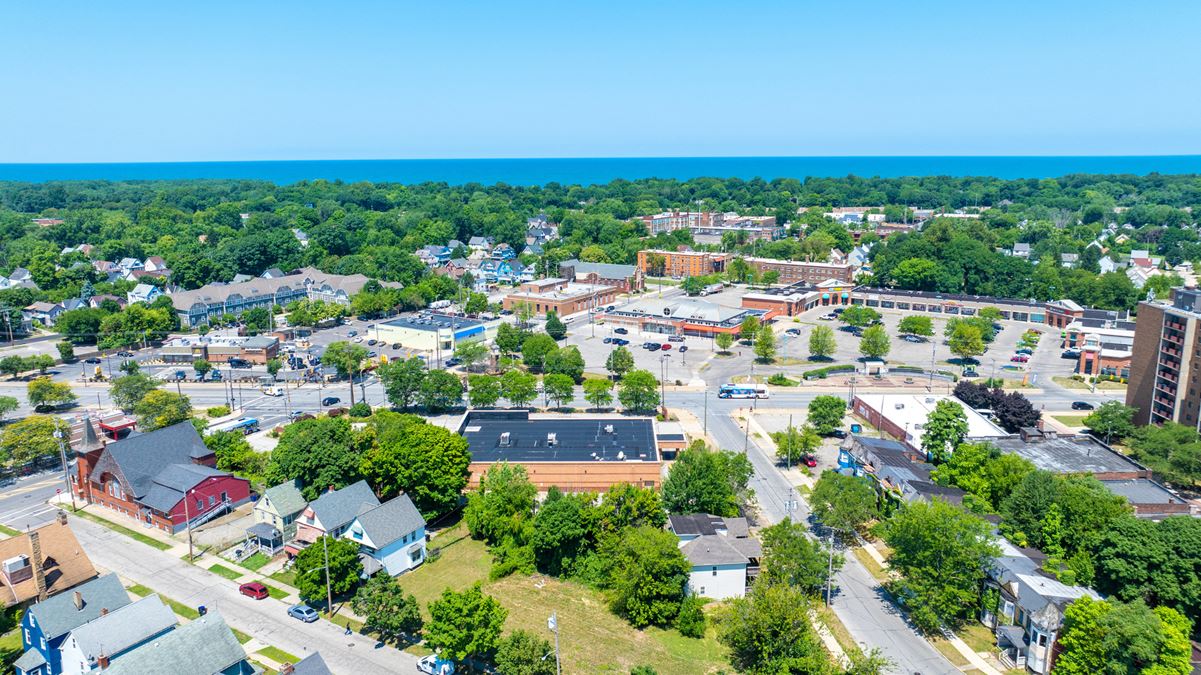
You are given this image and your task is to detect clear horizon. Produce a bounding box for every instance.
[3,1,1200,163]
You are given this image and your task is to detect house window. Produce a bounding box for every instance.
[209,495,216,507]
[352,529,362,541]
[221,491,228,502]
[196,498,204,511]
[1037,633,1047,647]
[712,566,718,576]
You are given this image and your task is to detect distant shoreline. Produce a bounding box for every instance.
[1,155,1200,185]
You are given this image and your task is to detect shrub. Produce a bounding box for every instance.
[766,373,794,386]
[348,402,372,417]
[676,596,706,638]
[802,364,855,379]
[207,405,231,418]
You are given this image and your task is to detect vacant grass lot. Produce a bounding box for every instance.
[1051,414,1089,428]
[396,523,729,674]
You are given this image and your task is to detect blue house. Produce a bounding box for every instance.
[14,574,132,675]
[343,493,427,576]
[491,243,516,261]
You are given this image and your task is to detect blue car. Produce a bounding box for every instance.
[288,604,319,623]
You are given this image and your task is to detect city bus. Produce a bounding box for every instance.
[717,383,769,399]
[207,417,260,435]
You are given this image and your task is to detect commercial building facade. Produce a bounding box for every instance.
[744,257,854,284]
[601,297,771,338]
[558,260,644,293]
[457,410,662,492]
[503,278,617,317]
[372,312,497,355]
[637,249,728,278]
[1127,288,1201,425]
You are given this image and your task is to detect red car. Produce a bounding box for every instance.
[1011,355,1029,363]
[661,344,672,350]
[239,582,269,600]
[802,455,818,468]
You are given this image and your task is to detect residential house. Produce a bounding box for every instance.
[87,295,125,311]
[0,515,98,609]
[838,435,966,507]
[417,245,451,267]
[491,243,515,261]
[437,258,471,280]
[669,514,761,601]
[125,283,161,306]
[57,595,177,675]
[983,540,1100,674]
[250,480,307,554]
[447,239,466,253]
[14,574,131,675]
[9,268,34,284]
[525,214,558,245]
[23,302,63,325]
[100,611,258,675]
[847,244,873,270]
[343,493,427,576]
[260,268,287,280]
[1098,255,1124,274]
[73,421,252,534]
[292,229,310,248]
[116,258,143,273]
[1059,253,1079,268]
[144,257,169,274]
[468,236,494,252]
[284,653,333,675]
[522,243,544,257]
[288,481,380,556]
[1011,243,1032,259]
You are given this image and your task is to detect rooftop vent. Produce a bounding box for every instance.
[604,424,614,434]
[924,397,935,404]
[894,403,905,410]
[498,432,511,447]
[547,432,557,446]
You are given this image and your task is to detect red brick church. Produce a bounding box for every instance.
[73,420,251,533]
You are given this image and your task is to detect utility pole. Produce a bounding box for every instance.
[548,611,562,675]
[53,428,76,511]
[825,529,836,606]
[787,413,793,469]
[183,488,194,561]
[703,387,708,438]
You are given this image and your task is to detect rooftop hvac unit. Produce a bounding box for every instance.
[924,397,935,404]
[498,432,511,447]
[894,403,905,409]
[547,432,557,446]
[2,555,29,576]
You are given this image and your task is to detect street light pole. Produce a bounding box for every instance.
[324,535,333,613]
[53,427,76,511]
[548,611,562,675]
[183,488,194,561]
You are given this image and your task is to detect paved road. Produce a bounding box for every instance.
[69,516,413,675]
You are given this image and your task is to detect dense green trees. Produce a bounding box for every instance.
[359,413,471,517]
[807,324,836,360]
[351,573,424,645]
[1056,596,1192,675]
[265,416,367,500]
[605,526,690,628]
[806,395,846,434]
[132,390,191,430]
[921,399,968,463]
[293,536,363,604]
[425,584,508,665]
[930,442,1035,513]
[661,442,753,517]
[617,369,659,412]
[881,499,999,633]
[0,415,69,466]
[809,471,880,537]
[717,584,830,675]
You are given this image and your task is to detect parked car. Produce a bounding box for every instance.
[614,327,628,335]
[1016,348,1034,355]
[1010,355,1029,363]
[661,344,672,350]
[784,328,801,336]
[679,345,688,353]
[801,455,818,468]
[353,336,363,343]
[962,368,979,378]
[417,654,456,675]
[445,357,461,367]
[613,338,629,346]
[818,314,835,321]
[1062,349,1080,359]
[239,582,269,600]
[1071,401,1095,411]
[115,351,134,357]
[348,330,358,337]
[321,396,341,406]
[603,337,613,344]
[668,335,684,343]
[367,339,377,346]
[392,343,403,350]
[827,429,847,439]
[289,410,306,419]
[287,604,319,623]
[84,357,102,364]
[832,308,845,315]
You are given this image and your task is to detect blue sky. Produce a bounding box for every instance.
[2,1,1200,162]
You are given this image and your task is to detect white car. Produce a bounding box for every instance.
[353,336,364,343]
[417,655,455,674]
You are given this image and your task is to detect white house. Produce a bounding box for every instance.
[57,595,177,675]
[126,283,161,305]
[343,493,427,576]
[669,514,760,600]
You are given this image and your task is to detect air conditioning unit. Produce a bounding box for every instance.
[498,432,510,447]
[1,555,29,576]
[547,432,557,446]
[604,424,614,434]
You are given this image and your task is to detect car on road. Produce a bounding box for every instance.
[661,344,672,350]
[115,351,134,357]
[678,345,688,353]
[367,339,377,346]
[321,396,341,406]
[784,328,801,336]
[289,410,306,419]
[392,343,403,350]
[417,654,456,674]
[818,314,835,321]
[1062,349,1081,359]
[826,429,847,439]
[668,335,684,342]
[348,330,358,337]
[445,357,461,367]
[603,337,612,344]
[1071,401,1095,411]
[614,327,628,335]
[353,336,363,343]
[239,582,269,600]
[1010,355,1029,363]
[84,357,102,364]
[287,604,319,622]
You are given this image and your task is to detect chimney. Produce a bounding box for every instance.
[100,607,108,616]
[58,510,68,526]
[73,590,84,610]
[97,654,110,669]
[29,531,47,601]
[280,664,295,675]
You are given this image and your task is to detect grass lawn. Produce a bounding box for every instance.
[929,635,970,667]
[263,584,289,601]
[232,628,253,644]
[239,552,271,572]
[1051,414,1089,428]
[958,622,998,654]
[250,661,277,675]
[270,569,298,588]
[208,564,244,581]
[0,612,23,672]
[1052,376,1127,391]
[256,646,299,664]
[72,510,172,551]
[126,583,201,620]
[814,606,861,659]
[397,523,729,674]
[852,547,890,584]
[0,524,20,537]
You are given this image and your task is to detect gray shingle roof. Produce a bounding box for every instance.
[290,652,333,675]
[102,611,251,675]
[139,464,229,513]
[681,535,749,566]
[100,423,215,500]
[25,573,131,640]
[68,595,177,662]
[13,648,47,672]
[308,480,379,532]
[352,494,425,549]
[560,259,637,280]
[261,481,307,517]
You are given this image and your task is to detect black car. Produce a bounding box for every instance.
[445,357,461,367]
[83,357,102,364]
[392,343,402,350]
[614,327,628,335]
[613,338,629,346]
[827,429,847,439]
[1071,401,1095,411]
[645,343,660,351]
[321,396,341,406]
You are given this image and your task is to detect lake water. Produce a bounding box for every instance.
[1,156,1199,185]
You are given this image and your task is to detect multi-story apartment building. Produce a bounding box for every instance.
[744,256,854,284]
[1127,288,1201,425]
[636,249,728,278]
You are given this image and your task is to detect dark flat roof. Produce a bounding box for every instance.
[984,434,1144,475]
[459,410,657,463]
[382,312,485,332]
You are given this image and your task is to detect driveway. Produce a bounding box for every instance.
[69,516,415,675]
